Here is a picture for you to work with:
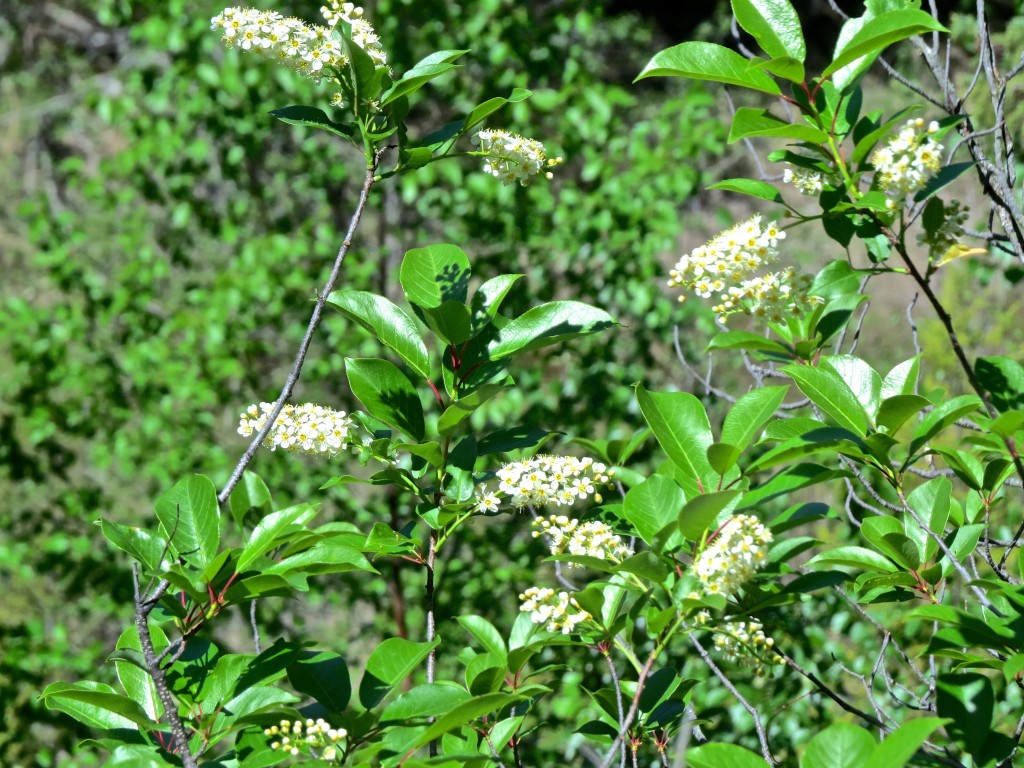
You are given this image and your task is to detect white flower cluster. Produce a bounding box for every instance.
[519,586,591,634]
[532,515,633,564]
[782,166,826,196]
[473,455,613,512]
[711,620,783,677]
[472,129,563,186]
[871,118,943,205]
[667,215,820,324]
[238,402,356,457]
[691,515,772,598]
[210,5,386,98]
[265,718,347,760]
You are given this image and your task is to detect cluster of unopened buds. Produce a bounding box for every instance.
[473,454,613,512]
[210,3,386,103]
[265,718,347,760]
[519,586,591,634]
[709,620,783,677]
[667,215,821,324]
[871,117,943,206]
[473,129,563,186]
[238,402,357,457]
[690,514,773,599]
[532,515,632,564]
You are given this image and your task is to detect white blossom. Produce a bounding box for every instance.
[711,620,783,676]
[519,586,591,634]
[782,165,826,196]
[476,454,612,510]
[473,128,563,186]
[871,118,943,205]
[238,401,356,457]
[265,718,346,760]
[691,514,772,598]
[667,215,821,324]
[532,515,632,564]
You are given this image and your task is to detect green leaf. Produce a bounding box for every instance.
[622,475,685,550]
[881,357,921,398]
[783,365,869,436]
[360,637,441,709]
[478,425,556,455]
[457,616,507,663]
[722,385,789,450]
[821,355,881,419]
[729,108,829,144]
[936,672,994,759]
[824,10,948,79]
[227,471,273,529]
[154,475,220,572]
[679,490,742,541]
[636,385,713,498]
[906,478,951,562]
[976,355,1024,412]
[269,105,353,139]
[380,54,466,106]
[237,503,318,572]
[437,383,511,434]
[731,0,806,67]
[471,274,522,333]
[707,178,783,203]
[42,681,152,729]
[862,518,920,569]
[488,301,616,360]
[807,545,898,573]
[114,627,163,721]
[707,442,742,475]
[415,693,521,747]
[706,331,793,355]
[381,683,472,722]
[750,54,805,82]
[346,357,425,441]
[223,686,300,720]
[636,42,782,95]
[685,743,774,768]
[266,539,376,576]
[801,723,876,768]
[866,718,946,768]
[913,161,974,202]
[876,394,929,433]
[326,290,431,379]
[99,520,166,573]
[910,395,983,452]
[287,649,351,714]
[400,243,472,309]
[461,87,532,133]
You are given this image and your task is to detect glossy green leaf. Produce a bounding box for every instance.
[936,673,994,759]
[913,161,974,202]
[346,357,425,440]
[457,615,507,662]
[906,478,951,562]
[722,385,789,450]
[488,301,616,360]
[42,681,151,729]
[266,539,376,576]
[731,0,806,64]
[865,718,946,768]
[360,637,441,708]
[269,105,353,139]
[437,383,511,434]
[910,395,983,452]
[881,356,921,398]
[729,108,828,144]
[976,355,1024,412]
[400,243,471,308]
[287,649,351,713]
[623,475,685,549]
[380,58,463,107]
[783,365,869,435]
[707,178,783,203]
[223,686,300,720]
[154,474,220,571]
[801,722,876,768]
[415,693,521,746]
[679,490,741,541]
[381,683,472,722]
[227,470,273,529]
[114,627,163,721]
[99,520,166,573]
[471,274,522,333]
[821,355,881,419]
[478,425,556,455]
[707,442,742,475]
[876,394,929,433]
[685,743,773,768]
[237,503,318,572]
[326,290,431,379]
[807,545,898,573]
[636,42,782,95]
[706,331,793,355]
[824,10,948,78]
[636,385,714,498]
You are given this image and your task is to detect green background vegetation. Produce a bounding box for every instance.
[1,0,1020,765]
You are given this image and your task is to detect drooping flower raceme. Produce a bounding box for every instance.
[711,620,783,677]
[265,718,347,760]
[473,455,613,512]
[691,514,773,598]
[238,402,357,457]
[519,586,591,634]
[667,215,820,324]
[871,118,943,205]
[473,129,563,186]
[533,515,633,564]
[210,4,386,104]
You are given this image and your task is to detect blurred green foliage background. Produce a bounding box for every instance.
[1,0,1019,765]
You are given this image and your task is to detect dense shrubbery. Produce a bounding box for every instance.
[5,0,1024,766]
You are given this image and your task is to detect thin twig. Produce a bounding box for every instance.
[250,600,262,654]
[218,158,383,504]
[602,650,628,768]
